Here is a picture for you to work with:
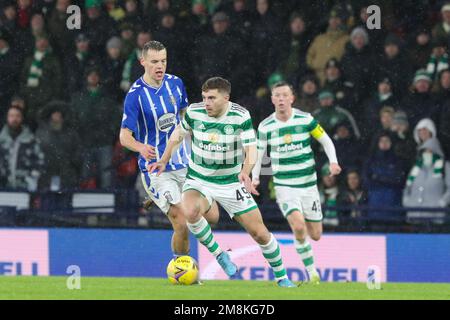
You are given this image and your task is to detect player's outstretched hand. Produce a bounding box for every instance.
[139,144,156,161]
[239,172,259,196]
[147,161,166,176]
[329,163,342,177]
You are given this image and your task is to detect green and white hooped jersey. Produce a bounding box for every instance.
[181,101,256,185]
[257,108,325,188]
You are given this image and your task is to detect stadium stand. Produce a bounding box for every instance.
[0,0,449,232]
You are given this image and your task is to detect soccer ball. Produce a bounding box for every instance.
[167,255,199,285]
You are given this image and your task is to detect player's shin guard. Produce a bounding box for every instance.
[295,239,317,276]
[260,233,288,282]
[187,217,223,257]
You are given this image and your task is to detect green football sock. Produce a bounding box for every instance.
[260,233,288,281]
[295,239,317,276]
[187,217,222,257]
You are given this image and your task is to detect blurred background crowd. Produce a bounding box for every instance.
[0,0,450,225]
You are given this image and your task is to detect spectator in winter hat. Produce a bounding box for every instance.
[390,110,416,168]
[103,36,125,101]
[377,33,413,98]
[404,118,450,223]
[426,37,449,81]
[314,90,361,139]
[432,3,450,41]
[363,131,406,220]
[401,69,438,127]
[341,27,375,104]
[322,57,357,114]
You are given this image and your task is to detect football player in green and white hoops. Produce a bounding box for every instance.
[149,77,296,287]
[252,81,342,284]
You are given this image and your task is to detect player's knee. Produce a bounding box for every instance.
[291,220,307,237]
[168,204,185,222]
[182,204,201,222]
[169,208,188,233]
[172,219,188,234]
[309,231,322,241]
[293,222,306,234]
[249,228,271,244]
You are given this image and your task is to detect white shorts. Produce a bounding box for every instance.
[141,168,187,215]
[274,185,323,222]
[182,178,258,218]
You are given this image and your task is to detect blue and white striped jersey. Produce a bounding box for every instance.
[121,74,190,172]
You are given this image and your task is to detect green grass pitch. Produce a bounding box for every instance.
[1,277,449,300]
[0,277,450,300]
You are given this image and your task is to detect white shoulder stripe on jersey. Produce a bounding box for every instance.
[230,103,247,114]
[176,86,182,97]
[293,108,311,117]
[189,102,204,109]
[164,81,179,114]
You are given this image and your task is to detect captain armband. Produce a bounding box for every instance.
[310,124,325,139]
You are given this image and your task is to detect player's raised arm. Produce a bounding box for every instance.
[309,119,342,176]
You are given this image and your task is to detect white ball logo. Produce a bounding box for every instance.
[157,113,176,132]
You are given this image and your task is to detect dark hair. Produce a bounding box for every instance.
[289,11,305,24]
[142,40,165,57]
[10,95,24,104]
[201,77,231,95]
[438,68,450,79]
[345,169,362,189]
[40,100,69,121]
[271,81,295,94]
[8,105,24,117]
[346,168,361,177]
[85,66,101,78]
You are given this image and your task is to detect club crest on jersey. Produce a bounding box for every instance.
[283,134,292,144]
[164,191,173,202]
[224,125,234,135]
[157,113,176,132]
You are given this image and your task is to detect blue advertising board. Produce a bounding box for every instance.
[0,228,448,282]
[386,234,450,283]
[49,228,198,277]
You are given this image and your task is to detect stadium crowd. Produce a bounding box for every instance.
[0,0,449,224]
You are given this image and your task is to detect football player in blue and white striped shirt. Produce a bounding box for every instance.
[120,41,219,258]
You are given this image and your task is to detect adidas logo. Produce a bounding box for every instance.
[197,123,206,130]
[129,83,141,93]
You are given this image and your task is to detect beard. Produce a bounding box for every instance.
[50,121,63,131]
[8,124,22,138]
